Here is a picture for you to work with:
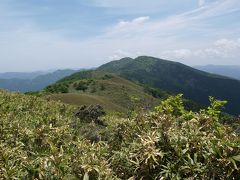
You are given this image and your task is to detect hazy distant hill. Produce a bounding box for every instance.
[0,71,52,79]
[98,56,240,115]
[195,65,240,80]
[0,69,78,92]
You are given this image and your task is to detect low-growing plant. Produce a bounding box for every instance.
[0,90,239,179]
[107,95,240,179]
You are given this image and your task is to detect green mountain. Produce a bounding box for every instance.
[44,70,161,113]
[98,56,240,115]
[195,65,240,80]
[0,69,78,92]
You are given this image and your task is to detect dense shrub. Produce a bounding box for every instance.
[100,84,105,91]
[102,74,114,80]
[0,90,239,179]
[73,79,93,92]
[105,95,240,179]
[143,85,169,99]
[0,90,115,179]
[44,83,69,93]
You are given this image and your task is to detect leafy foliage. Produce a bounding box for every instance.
[0,90,239,179]
[143,85,169,99]
[106,95,240,179]
[45,83,69,93]
[73,79,93,91]
[0,90,116,179]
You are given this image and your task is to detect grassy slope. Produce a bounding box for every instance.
[45,71,160,112]
[50,93,125,112]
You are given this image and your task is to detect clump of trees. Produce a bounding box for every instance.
[102,74,114,80]
[143,85,169,99]
[44,83,69,93]
[0,90,239,179]
[73,79,94,92]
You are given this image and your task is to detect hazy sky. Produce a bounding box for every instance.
[0,0,240,72]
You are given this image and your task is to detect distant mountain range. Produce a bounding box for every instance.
[194,65,240,80]
[0,70,53,79]
[98,56,240,115]
[2,57,240,115]
[0,69,79,92]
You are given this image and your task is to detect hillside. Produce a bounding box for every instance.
[44,70,161,113]
[195,65,240,80]
[0,90,239,179]
[0,69,78,92]
[98,56,240,115]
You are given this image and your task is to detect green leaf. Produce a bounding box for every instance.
[232,155,240,162]
[83,173,89,180]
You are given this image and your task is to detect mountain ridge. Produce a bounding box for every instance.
[195,65,240,80]
[44,70,161,113]
[0,69,79,92]
[98,56,240,115]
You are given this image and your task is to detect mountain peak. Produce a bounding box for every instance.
[98,56,240,115]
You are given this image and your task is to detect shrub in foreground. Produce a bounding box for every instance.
[106,95,240,179]
[0,90,239,179]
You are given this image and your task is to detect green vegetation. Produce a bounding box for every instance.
[1,56,240,179]
[45,82,69,93]
[98,56,240,115]
[73,79,93,92]
[44,69,204,114]
[143,85,169,99]
[49,93,125,113]
[44,71,160,113]
[0,90,239,179]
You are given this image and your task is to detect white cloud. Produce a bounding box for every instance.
[160,38,240,65]
[117,16,149,28]
[214,38,240,50]
[108,49,144,61]
[0,26,112,71]
[108,49,132,60]
[198,0,205,7]
[91,0,172,13]
[104,0,240,40]
[161,49,193,59]
[192,0,240,20]
[0,0,240,72]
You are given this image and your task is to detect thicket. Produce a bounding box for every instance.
[73,79,93,92]
[0,90,239,179]
[44,83,69,93]
[143,85,169,99]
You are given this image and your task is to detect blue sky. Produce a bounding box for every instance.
[0,0,240,72]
